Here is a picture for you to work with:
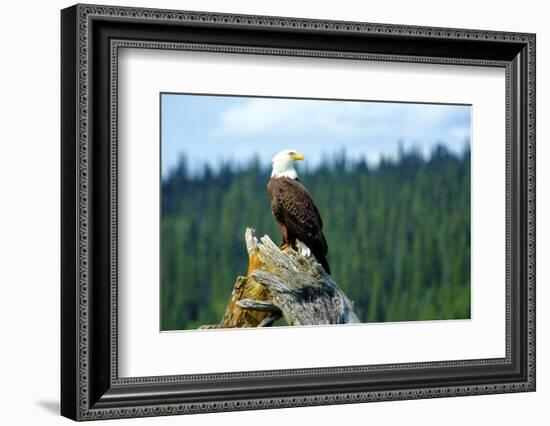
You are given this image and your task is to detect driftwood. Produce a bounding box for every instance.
[200,228,359,329]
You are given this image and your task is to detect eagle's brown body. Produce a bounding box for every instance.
[267,176,330,274]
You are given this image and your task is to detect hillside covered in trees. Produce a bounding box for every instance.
[161,146,471,330]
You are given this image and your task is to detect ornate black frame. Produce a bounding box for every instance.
[61,3,536,421]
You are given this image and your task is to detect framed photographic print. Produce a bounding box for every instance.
[61,3,536,421]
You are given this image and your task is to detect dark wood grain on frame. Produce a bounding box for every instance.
[61,3,535,421]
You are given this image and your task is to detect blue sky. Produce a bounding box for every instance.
[161,94,471,178]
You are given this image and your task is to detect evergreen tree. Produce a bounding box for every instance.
[161,145,471,330]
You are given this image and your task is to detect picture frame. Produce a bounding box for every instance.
[61,3,536,421]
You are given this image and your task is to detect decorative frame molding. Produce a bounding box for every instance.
[61,3,535,421]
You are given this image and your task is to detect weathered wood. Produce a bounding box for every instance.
[198,230,275,329]
[199,228,360,329]
[199,274,274,329]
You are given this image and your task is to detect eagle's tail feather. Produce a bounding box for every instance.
[315,252,331,275]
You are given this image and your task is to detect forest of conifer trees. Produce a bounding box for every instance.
[161,145,471,330]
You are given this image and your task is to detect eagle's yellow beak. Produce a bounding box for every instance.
[290,152,304,161]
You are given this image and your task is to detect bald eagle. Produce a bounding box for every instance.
[267,149,330,274]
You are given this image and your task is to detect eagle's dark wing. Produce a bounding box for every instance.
[267,177,330,273]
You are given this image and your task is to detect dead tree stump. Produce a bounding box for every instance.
[200,228,360,329]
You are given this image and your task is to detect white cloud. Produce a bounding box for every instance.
[212,98,471,151]
[213,98,375,138]
[162,95,471,177]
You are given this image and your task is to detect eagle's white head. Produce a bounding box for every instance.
[271,149,304,179]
